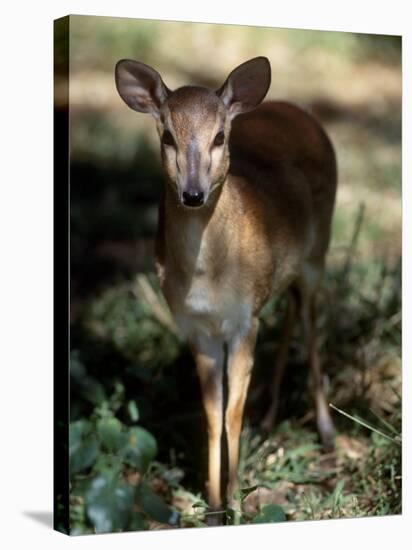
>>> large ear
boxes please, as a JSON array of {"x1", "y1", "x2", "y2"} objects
[
  {"x1": 216, "y1": 57, "x2": 271, "y2": 119},
  {"x1": 115, "y1": 59, "x2": 171, "y2": 117}
]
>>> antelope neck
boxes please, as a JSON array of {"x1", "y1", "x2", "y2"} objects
[{"x1": 163, "y1": 179, "x2": 226, "y2": 269}]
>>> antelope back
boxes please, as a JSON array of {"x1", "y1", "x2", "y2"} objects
[{"x1": 229, "y1": 100, "x2": 337, "y2": 266}]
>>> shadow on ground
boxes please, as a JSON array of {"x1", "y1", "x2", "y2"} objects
[{"x1": 23, "y1": 511, "x2": 53, "y2": 529}]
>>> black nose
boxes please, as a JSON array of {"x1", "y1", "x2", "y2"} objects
[{"x1": 182, "y1": 190, "x2": 204, "y2": 207}]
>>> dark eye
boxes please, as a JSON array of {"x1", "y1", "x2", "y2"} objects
[
  {"x1": 162, "y1": 129, "x2": 175, "y2": 147},
  {"x1": 213, "y1": 131, "x2": 225, "y2": 147}
]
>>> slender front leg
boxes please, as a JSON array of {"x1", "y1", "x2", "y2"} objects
[
  {"x1": 190, "y1": 336, "x2": 224, "y2": 511},
  {"x1": 225, "y1": 318, "x2": 259, "y2": 509}
]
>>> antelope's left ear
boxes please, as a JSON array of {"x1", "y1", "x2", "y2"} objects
[
  {"x1": 115, "y1": 59, "x2": 171, "y2": 118},
  {"x1": 216, "y1": 57, "x2": 271, "y2": 119}
]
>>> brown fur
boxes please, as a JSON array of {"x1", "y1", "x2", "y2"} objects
[
  {"x1": 157, "y1": 101, "x2": 337, "y2": 317},
  {"x1": 115, "y1": 58, "x2": 337, "y2": 518},
  {"x1": 155, "y1": 100, "x2": 337, "y2": 514}
]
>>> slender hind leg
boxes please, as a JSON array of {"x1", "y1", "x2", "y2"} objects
[
  {"x1": 302, "y1": 292, "x2": 335, "y2": 450},
  {"x1": 260, "y1": 292, "x2": 297, "y2": 432}
]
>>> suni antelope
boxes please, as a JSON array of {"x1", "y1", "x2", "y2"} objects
[{"x1": 115, "y1": 56, "x2": 337, "y2": 517}]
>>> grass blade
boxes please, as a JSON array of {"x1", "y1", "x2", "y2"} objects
[
  {"x1": 329, "y1": 403, "x2": 401, "y2": 445},
  {"x1": 369, "y1": 408, "x2": 400, "y2": 437}
]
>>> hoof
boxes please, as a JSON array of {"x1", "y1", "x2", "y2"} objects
[{"x1": 205, "y1": 511, "x2": 223, "y2": 527}]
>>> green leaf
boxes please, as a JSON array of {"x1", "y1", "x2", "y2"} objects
[
  {"x1": 253, "y1": 504, "x2": 287, "y2": 524},
  {"x1": 70, "y1": 438, "x2": 98, "y2": 475},
  {"x1": 70, "y1": 353, "x2": 106, "y2": 406},
  {"x1": 85, "y1": 472, "x2": 134, "y2": 533},
  {"x1": 69, "y1": 420, "x2": 92, "y2": 454},
  {"x1": 121, "y1": 427, "x2": 157, "y2": 473},
  {"x1": 127, "y1": 400, "x2": 139, "y2": 422},
  {"x1": 69, "y1": 421, "x2": 99, "y2": 476},
  {"x1": 96, "y1": 417, "x2": 125, "y2": 452},
  {"x1": 137, "y1": 483, "x2": 179, "y2": 525}
]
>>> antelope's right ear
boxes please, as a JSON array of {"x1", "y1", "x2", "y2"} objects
[
  {"x1": 217, "y1": 57, "x2": 271, "y2": 119},
  {"x1": 115, "y1": 59, "x2": 171, "y2": 117}
]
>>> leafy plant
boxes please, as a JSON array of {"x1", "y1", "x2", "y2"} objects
[{"x1": 69, "y1": 388, "x2": 179, "y2": 534}]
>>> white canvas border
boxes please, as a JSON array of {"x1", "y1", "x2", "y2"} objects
[{"x1": 0, "y1": 1, "x2": 408, "y2": 549}]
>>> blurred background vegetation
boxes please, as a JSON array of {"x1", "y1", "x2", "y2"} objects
[{"x1": 62, "y1": 15, "x2": 401, "y2": 534}]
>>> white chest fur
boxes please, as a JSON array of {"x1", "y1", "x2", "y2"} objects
[
  {"x1": 167, "y1": 218, "x2": 252, "y2": 343},
  {"x1": 174, "y1": 293, "x2": 252, "y2": 344}
]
